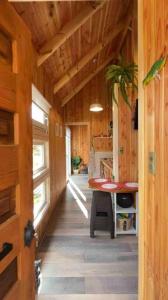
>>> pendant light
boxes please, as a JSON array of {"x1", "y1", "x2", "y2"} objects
[
  {"x1": 89, "y1": 103, "x2": 103, "y2": 112},
  {"x1": 89, "y1": 73, "x2": 103, "y2": 112}
]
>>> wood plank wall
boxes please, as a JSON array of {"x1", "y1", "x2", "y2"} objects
[
  {"x1": 64, "y1": 69, "x2": 113, "y2": 156},
  {"x1": 32, "y1": 52, "x2": 66, "y2": 241},
  {"x1": 70, "y1": 125, "x2": 89, "y2": 164},
  {"x1": 116, "y1": 4, "x2": 138, "y2": 182},
  {"x1": 138, "y1": 0, "x2": 168, "y2": 299},
  {"x1": 117, "y1": 90, "x2": 138, "y2": 182}
]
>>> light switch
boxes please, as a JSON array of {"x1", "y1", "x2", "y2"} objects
[{"x1": 149, "y1": 152, "x2": 156, "y2": 174}]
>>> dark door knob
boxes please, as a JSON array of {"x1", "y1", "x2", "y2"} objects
[{"x1": 24, "y1": 220, "x2": 35, "y2": 247}]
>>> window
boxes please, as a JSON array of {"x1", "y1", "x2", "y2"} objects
[
  {"x1": 32, "y1": 102, "x2": 48, "y2": 126},
  {"x1": 32, "y1": 85, "x2": 51, "y2": 225},
  {"x1": 33, "y1": 143, "x2": 46, "y2": 176},
  {"x1": 33, "y1": 182, "x2": 46, "y2": 219},
  {"x1": 32, "y1": 102, "x2": 45, "y2": 124}
]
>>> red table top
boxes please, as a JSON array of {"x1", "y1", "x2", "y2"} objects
[{"x1": 88, "y1": 178, "x2": 138, "y2": 193}]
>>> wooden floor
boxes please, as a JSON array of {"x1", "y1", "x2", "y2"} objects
[{"x1": 37, "y1": 175, "x2": 138, "y2": 300}]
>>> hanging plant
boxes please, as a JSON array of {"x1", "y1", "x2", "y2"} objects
[{"x1": 106, "y1": 56, "x2": 138, "y2": 108}]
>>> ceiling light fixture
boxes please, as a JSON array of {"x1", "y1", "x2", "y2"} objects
[{"x1": 89, "y1": 103, "x2": 103, "y2": 112}]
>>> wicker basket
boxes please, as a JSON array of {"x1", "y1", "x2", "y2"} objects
[{"x1": 117, "y1": 216, "x2": 132, "y2": 231}]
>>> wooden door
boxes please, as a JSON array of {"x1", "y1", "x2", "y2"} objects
[
  {"x1": 138, "y1": 0, "x2": 168, "y2": 299},
  {"x1": 0, "y1": 1, "x2": 35, "y2": 299}
]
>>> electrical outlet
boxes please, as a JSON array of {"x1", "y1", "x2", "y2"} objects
[{"x1": 149, "y1": 152, "x2": 156, "y2": 174}]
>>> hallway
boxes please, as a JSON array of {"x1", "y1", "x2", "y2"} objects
[{"x1": 37, "y1": 175, "x2": 138, "y2": 300}]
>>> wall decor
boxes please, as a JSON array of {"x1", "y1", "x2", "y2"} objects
[{"x1": 143, "y1": 56, "x2": 167, "y2": 86}]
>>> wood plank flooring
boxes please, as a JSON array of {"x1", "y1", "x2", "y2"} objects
[{"x1": 37, "y1": 175, "x2": 138, "y2": 300}]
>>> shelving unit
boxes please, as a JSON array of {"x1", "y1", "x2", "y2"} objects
[
  {"x1": 117, "y1": 227, "x2": 137, "y2": 235},
  {"x1": 116, "y1": 205, "x2": 136, "y2": 214},
  {"x1": 113, "y1": 192, "x2": 138, "y2": 237}
]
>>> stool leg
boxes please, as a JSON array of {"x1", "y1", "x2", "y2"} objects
[
  {"x1": 90, "y1": 229, "x2": 95, "y2": 238},
  {"x1": 90, "y1": 218, "x2": 95, "y2": 238},
  {"x1": 111, "y1": 229, "x2": 114, "y2": 239},
  {"x1": 111, "y1": 222, "x2": 115, "y2": 239}
]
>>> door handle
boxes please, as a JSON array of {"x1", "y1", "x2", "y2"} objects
[
  {"x1": 0, "y1": 243, "x2": 13, "y2": 261},
  {"x1": 24, "y1": 220, "x2": 35, "y2": 247}
]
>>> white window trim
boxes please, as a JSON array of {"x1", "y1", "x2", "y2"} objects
[
  {"x1": 32, "y1": 84, "x2": 51, "y2": 228},
  {"x1": 33, "y1": 140, "x2": 49, "y2": 179},
  {"x1": 33, "y1": 178, "x2": 50, "y2": 229},
  {"x1": 32, "y1": 84, "x2": 51, "y2": 114}
]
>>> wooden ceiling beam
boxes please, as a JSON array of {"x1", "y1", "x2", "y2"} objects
[
  {"x1": 61, "y1": 54, "x2": 116, "y2": 107},
  {"x1": 37, "y1": 1, "x2": 105, "y2": 67},
  {"x1": 61, "y1": 5, "x2": 133, "y2": 108},
  {"x1": 9, "y1": 0, "x2": 99, "y2": 1},
  {"x1": 53, "y1": 20, "x2": 126, "y2": 94},
  {"x1": 116, "y1": 3, "x2": 133, "y2": 53}
]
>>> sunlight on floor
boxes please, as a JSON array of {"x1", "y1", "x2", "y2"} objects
[
  {"x1": 67, "y1": 181, "x2": 88, "y2": 219},
  {"x1": 69, "y1": 177, "x2": 87, "y2": 202}
]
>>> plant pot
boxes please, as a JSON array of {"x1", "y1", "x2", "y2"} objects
[{"x1": 73, "y1": 169, "x2": 79, "y2": 175}]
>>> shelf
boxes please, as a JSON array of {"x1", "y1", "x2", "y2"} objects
[
  {"x1": 114, "y1": 191, "x2": 138, "y2": 237},
  {"x1": 116, "y1": 226, "x2": 137, "y2": 235},
  {"x1": 116, "y1": 205, "x2": 136, "y2": 213}
]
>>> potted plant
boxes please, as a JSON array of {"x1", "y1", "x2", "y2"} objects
[
  {"x1": 71, "y1": 156, "x2": 81, "y2": 175},
  {"x1": 106, "y1": 56, "x2": 138, "y2": 108}
]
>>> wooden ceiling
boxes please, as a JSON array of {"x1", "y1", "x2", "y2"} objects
[{"x1": 12, "y1": 0, "x2": 133, "y2": 106}]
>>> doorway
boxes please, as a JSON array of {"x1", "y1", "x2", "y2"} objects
[
  {"x1": 65, "y1": 122, "x2": 90, "y2": 176},
  {"x1": 65, "y1": 127, "x2": 71, "y2": 181}
]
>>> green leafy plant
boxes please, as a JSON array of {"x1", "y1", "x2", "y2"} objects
[
  {"x1": 71, "y1": 156, "x2": 81, "y2": 170},
  {"x1": 106, "y1": 56, "x2": 138, "y2": 108}
]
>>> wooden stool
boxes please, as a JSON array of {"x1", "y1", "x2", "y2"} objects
[{"x1": 90, "y1": 191, "x2": 114, "y2": 238}]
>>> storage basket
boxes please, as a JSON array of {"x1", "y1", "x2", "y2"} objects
[{"x1": 117, "y1": 215, "x2": 132, "y2": 231}]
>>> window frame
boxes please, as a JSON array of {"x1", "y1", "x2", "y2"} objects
[
  {"x1": 32, "y1": 84, "x2": 51, "y2": 227},
  {"x1": 33, "y1": 181, "x2": 47, "y2": 219},
  {"x1": 33, "y1": 140, "x2": 48, "y2": 178},
  {"x1": 32, "y1": 102, "x2": 48, "y2": 125}
]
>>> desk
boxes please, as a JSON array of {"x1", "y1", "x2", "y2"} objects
[{"x1": 88, "y1": 178, "x2": 138, "y2": 237}]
